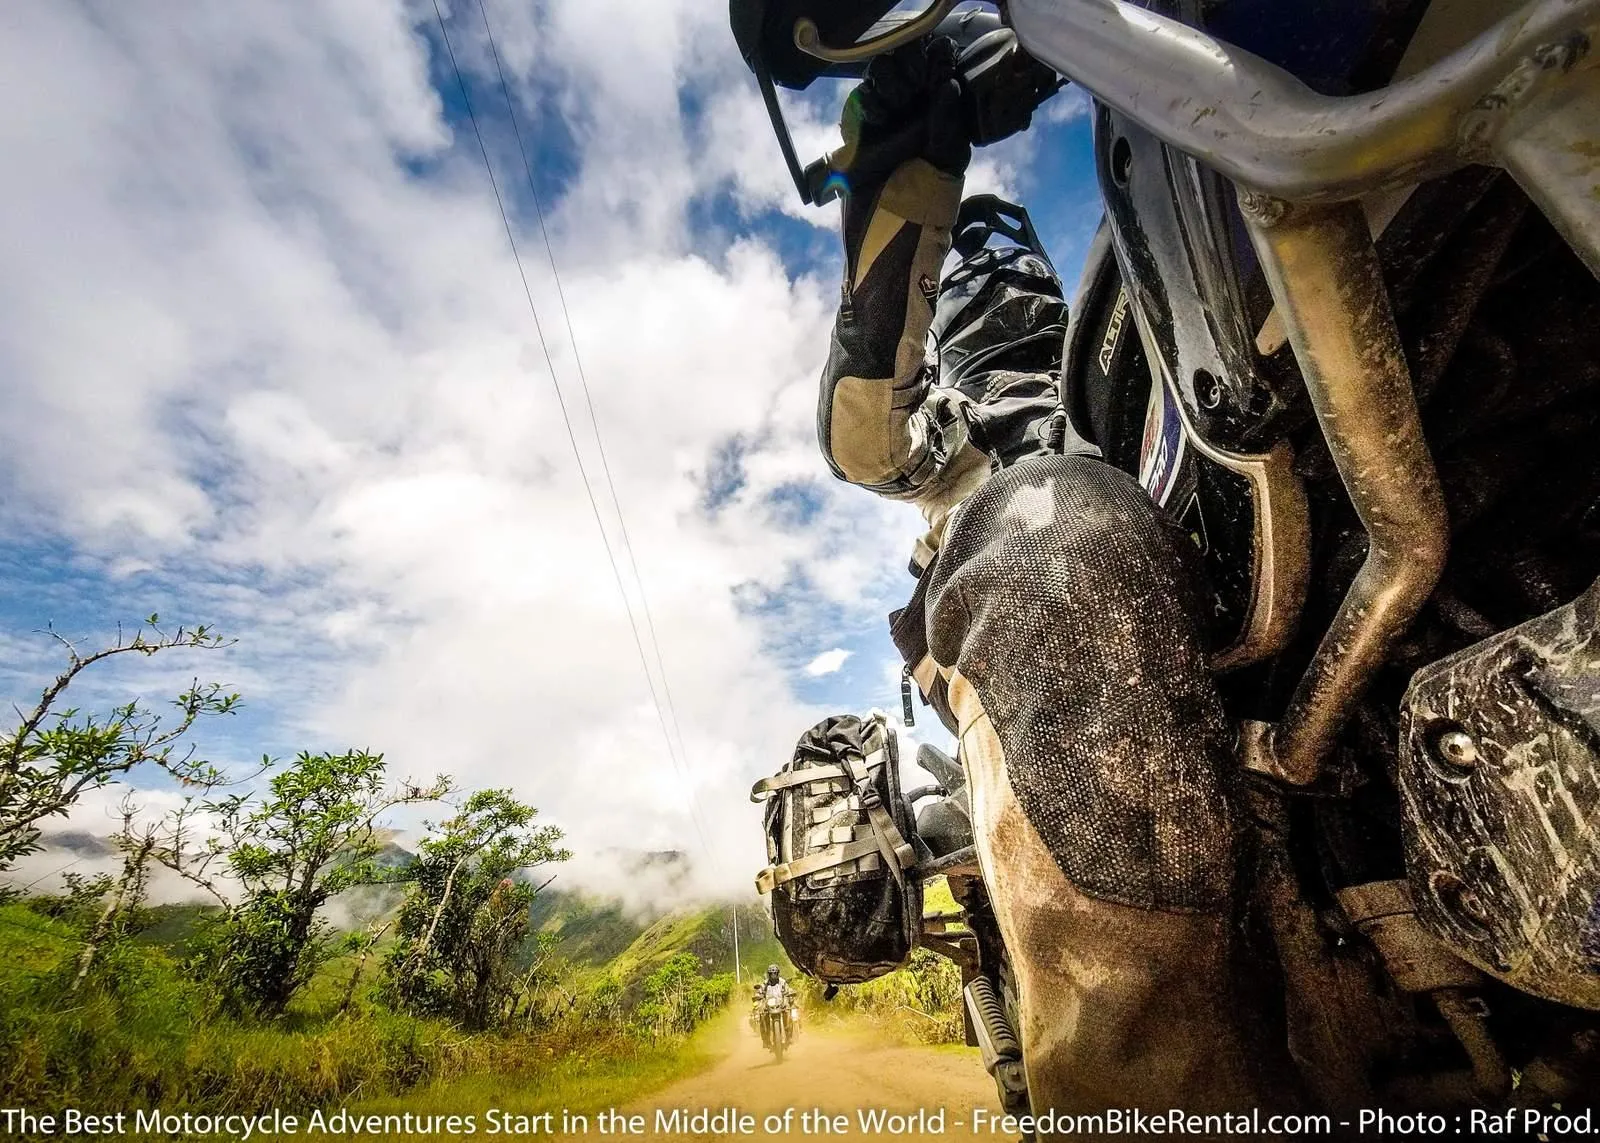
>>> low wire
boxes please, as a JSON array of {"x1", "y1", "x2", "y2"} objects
[{"x1": 430, "y1": 0, "x2": 717, "y2": 862}]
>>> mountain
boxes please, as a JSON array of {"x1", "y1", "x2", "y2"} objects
[
  {"x1": 10, "y1": 830, "x2": 788, "y2": 992},
  {"x1": 596, "y1": 900, "x2": 785, "y2": 993},
  {"x1": 528, "y1": 889, "x2": 651, "y2": 967},
  {"x1": 32, "y1": 831, "x2": 117, "y2": 859}
]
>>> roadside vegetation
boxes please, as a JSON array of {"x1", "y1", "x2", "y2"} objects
[
  {"x1": 0, "y1": 896, "x2": 734, "y2": 1115},
  {"x1": 801, "y1": 947, "x2": 966, "y2": 1044},
  {"x1": 0, "y1": 619, "x2": 742, "y2": 1115},
  {"x1": 0, "y1": 616, "x2": 969, "y2": 1123}
]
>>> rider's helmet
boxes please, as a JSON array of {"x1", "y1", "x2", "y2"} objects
[{"x1": 766, "y1": 964, "x2": 781, "y2": 983}]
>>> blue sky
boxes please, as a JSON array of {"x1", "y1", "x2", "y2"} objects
[{"x1": 0, "y1": 0, "x2": 1100, "y2": 898}]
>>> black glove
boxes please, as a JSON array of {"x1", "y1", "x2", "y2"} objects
[{"x1": 835, "y1": 36, "x2": 972, "y2": 191}]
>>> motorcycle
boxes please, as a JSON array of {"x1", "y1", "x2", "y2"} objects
[
  {"x1": 755, "y1": 984, "x2": 798, "y2": 1062},
  {"x1": 733, "y1": 0, "x2": 1600, "y2": 1117}
]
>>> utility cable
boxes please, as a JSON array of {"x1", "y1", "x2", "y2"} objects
[
  {"x1": 471, "y1": 0, "x2": 699, "y2": 784},
  {"x1": 430, "y1": 0, "x2": 717, "y2": 861}
]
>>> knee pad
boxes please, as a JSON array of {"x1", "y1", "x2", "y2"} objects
[{"x1": 925, "y1": 455, "x2": 1237, "y2": 911}]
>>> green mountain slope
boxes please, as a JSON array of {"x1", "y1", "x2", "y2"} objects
[
  {"x1": 528, "y1": 890, "x2": 649, "y2": 967},
  {"x1": 580, "y1": 900, "x2": 787, "y2": 994}
]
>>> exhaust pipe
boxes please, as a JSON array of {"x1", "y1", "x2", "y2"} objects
[{"x1": 1238, "y1": 198, "x2": 1450, "y2": 786}]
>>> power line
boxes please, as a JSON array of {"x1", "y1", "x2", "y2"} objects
[
  {"x1": 429, "y1": 0, "x2": 717, "y2": 862},
  {"x1": 471, "y1": 0, "x2": 698, "y2": 780},
  {"x1": 465, "y1": 0, "x2": 714, "y2": 856}
]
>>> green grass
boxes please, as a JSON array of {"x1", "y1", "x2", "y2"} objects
[
  {"x1": 2, "y1": 889, "x2": 931, "y2": 1138},
  {"x1": 129, "y1": 902, "x2": 217, "y2": 949},
  {"x1": 351, "y1": 1014, "x2": 734, "y2": 1140},
  {"x1": 0, "y1": 902, "x2": 78, "y2": 976},
  {"x1": 0, "y1": 901, "x2": 734, "y2": 1129},
  {"x1": 923, "y1": 876, "x2": 961, "y2": 915}
]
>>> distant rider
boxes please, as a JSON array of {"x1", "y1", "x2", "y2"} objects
[
  {"x1": 752, "y1": 964, "x2": 795, "y2": 1008},
  {"x1": 752, "y1": 964, "x2": 798, "y2": 1043}
]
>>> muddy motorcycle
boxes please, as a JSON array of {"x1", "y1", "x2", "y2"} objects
[{"x1": 735, "y1": 0, "x2": 1600, "y2": 1117}]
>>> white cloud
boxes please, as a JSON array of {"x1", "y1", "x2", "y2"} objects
[
  {"x1": 802, "y1": 648, "x2": 853, "y2": 677},
  {"x1": 1043, "y1": 86, "x2": 1092, "y2": 124},
  {"x1": 0, "y1": 0, "x2": 936, "y2": 900}
]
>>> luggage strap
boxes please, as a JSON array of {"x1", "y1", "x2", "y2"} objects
[
  {"x1": 751, "y1": 713, "x2": 917, "y2": 894},
  {"x1": 749, "y1": 763, "x2": 849, "y2": 802},
  {"x1": 844, "y1": 743, "x2": 917, "y2": 888},
  {"x1": 756, "y1": 837, "x2": 882, "y2": 894}
]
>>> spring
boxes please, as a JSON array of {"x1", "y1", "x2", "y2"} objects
[{"x1": 965, "y1": 974, "x2": 1020, "y2": 1060}]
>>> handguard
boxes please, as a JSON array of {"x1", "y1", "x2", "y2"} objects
[
  {"x1": 729, "y1": 0, "x2": 1060, "y2": 205},
  {"x1": 1398, "y1": 577, "x2": 1600, "y2": 1011}
]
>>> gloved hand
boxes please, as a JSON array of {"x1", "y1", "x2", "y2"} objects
[{"x1": 834, "y1": 36, "x2": 972, "y2": 192}]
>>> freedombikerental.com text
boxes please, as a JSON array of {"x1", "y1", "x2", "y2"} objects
[{"x1": 2, "y1": 1105, "x2": 1596, "y2": 1137}]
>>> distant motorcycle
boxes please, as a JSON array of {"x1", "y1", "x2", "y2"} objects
[{"x1": 754, "y1": 983, "x2": 797, "y2": 1063}]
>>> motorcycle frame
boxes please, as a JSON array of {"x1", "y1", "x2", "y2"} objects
[
  {"x1": 787, "y1": 0, "x2": 1600, "y2": 783},
  {"x1": 998, "y1": 0, "x2": 1600, "y2": 784},
  {"x1": 768, "y1": 0, "x2": 1600, "y2": 1067}
]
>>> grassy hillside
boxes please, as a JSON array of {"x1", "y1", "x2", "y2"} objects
[
  {"x1": 0, "y1": 864, "x2": 963, "y2": 1122},
  {"x1": 128, "y1": 902, "x2": 216, "y2": 949},
  {"x1": 0, "y1": 893, "x2": 735, "y2": 1117},
  {"x1": 0, "y1": 855, "x2": 776, "y2": 1115},
  {"x1": 528, "y1": 890, "x2": 649, "y2": 966},
  {"x1": 590, "y1": 900, "x2": 787, "y2": 995}
]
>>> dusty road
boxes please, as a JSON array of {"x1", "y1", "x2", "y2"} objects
[{"x1": 603, "y1": 1017, "x2": 1004, "y2": 1141}]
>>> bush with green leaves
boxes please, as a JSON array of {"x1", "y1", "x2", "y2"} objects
[
  {"x1": 634, "y1": 952, "x2": 735, "y2": 1039},
  {"x1": 383, "y1": 789, "x2": 568, "y2": 1029},
  {"x1": 0, "y1": 617, "x2": 235, "y2": 874},
  {"x1": 159, "y1": 749, "x2": 448, "y2": 1017},
  {"x1": 582, "y1": 975, "x2": 625, "y2": 1023},
  {"x1": 0, "y1": 899, "x2": 708, "y2": 1115}
]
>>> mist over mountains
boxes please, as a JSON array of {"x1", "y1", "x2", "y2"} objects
[{"x1": 5, "y1": 829, "x2": 761, "y2": 955}]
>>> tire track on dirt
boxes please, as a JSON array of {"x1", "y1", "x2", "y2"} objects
[{"x1": 598, "y1": 1016, "x2": 1003, "y2": 1142}]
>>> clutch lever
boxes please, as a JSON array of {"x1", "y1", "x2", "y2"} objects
[{"x1": 794, "y1": 0, "x2": 961, "y2": 65}]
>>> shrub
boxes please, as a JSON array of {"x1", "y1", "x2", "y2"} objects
[
  {"x1": 799, "y1": 948, "x2": 965, "y2": 1043},
  {"x1": 634, "y1": 953, "x2": 734, "y2": 1039}
]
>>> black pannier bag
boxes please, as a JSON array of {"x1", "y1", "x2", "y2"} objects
[{"x1": 752, "y1": 713, "x2": 922, "y2": 985}]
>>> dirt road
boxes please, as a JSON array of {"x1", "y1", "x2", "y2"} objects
[{"x1": 606, "y1": 1017, "x2": 1004, "y2": 1141}]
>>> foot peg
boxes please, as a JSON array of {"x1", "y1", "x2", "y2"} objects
[{"x1": 963, "y1": 975, "x2": 1030, "y2": 1118}]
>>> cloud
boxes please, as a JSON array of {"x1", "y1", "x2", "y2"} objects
[
  {"x1": 0, "y1": 0, "x2": 935, "y2": 901},
  {"x1": 1043, "y1": 86, "x2": 1092, "y2": 124},
  {"x1": 802, "y1": 648, "x2": 852, "y2": 677},
  {"x1": 0, "y1": 0, "x2": 1102, "y2": 905},
  {"x1": 0, "y1": 785, "x2": 216, "y2": 905}
]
